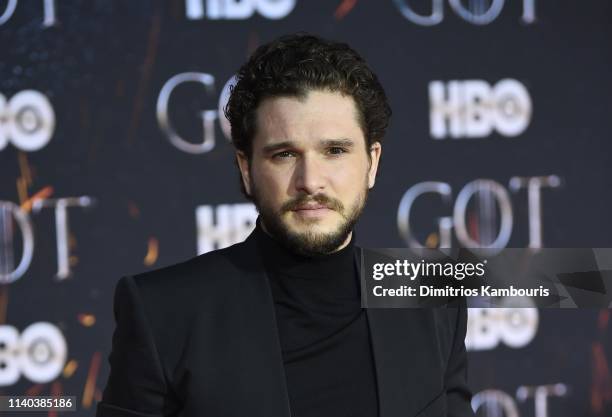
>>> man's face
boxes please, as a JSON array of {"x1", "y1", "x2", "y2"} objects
[{"x1": 236, "y1": 89, "x2": 382, "y2": 256}]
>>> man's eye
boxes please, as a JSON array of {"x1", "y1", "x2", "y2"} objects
[
  {"x1": 328, "y1": 147, "x2": 347, "y2": 155},
  {"x1": 273, "y1": 150, "x2": 295, "y2": 159}
]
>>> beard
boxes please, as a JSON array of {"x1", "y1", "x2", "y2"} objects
[{"x1": 250, "y1": 177, "x2": 369, "y2": 257}]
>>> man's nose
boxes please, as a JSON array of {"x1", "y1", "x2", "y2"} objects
[{"x1": 293, "y1": 154, "x2": 326, "y2": 194}]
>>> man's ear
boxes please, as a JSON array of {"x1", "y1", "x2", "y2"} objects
[
  {"x1": 367, "y1": 141, "x2": 382, "y2": 189},
  {"x1": 235, "y1": 151, "x2": 252, "y2": 196}
]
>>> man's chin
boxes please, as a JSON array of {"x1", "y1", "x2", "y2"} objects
[
  {"x1": 282, "y1": 226, "x2": 350, "y2": 256},
  {"x1": 283, "y1": 210, "x2": 340, "y2": 230},
  {"x1": 258, "y1": 211, "x2": 354, "y2": 256}
]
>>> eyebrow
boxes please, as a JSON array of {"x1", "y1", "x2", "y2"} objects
[
  {"x1": 321, "y1": 138, "x2": 355, "y2": 148},
  {"x1": 261, "y1": 138, "x2": 356, "y2": 154}
]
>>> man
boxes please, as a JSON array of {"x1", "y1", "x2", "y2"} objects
[{"x1": 97, "y1": 33, "x2": 474, "y2": 417}]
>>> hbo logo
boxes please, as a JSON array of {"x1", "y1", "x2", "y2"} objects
[
  {"x1": 0, "y1": 90, "x2": 55, "y2": 152},
  {"x1": 466, "y1": 307, "x2": 539, "y2": 351},
  {"x1": 0, "y1": 322, "x2": 67, "y2": 386},
  {"x1": 185, "y1": 0, "x2": 295, "y2": 20},
  {"x1": 429, "y1": 79, "x2": 532, "y2": 139}
]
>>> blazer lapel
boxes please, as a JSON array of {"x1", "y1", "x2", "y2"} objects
[
  {"x1": 366, "y1": 307, "x2": 443, "y2": 417},
  {"x1": 233, "y1": 232, "x2": 293, "y2": 417}
]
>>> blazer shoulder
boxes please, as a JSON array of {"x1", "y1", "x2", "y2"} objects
[
  {"x1": 106, "y1": 238, "x2": 264, "y2": 387},
  {"x1": 118, "y1": 237, "x2": 261, "y2": 324},
  {"x1": 132, "y1": 237, "x2": 257, "y2": 295}
]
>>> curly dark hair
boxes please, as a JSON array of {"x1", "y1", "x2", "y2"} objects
[{"x1": 224, "y1": 32, "x2": 392, "y2": 161}]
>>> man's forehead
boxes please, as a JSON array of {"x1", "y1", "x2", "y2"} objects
[{"x1": 253, "y1": 91, "x2": 364, "y2": 146}]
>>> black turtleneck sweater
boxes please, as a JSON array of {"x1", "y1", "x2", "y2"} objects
[{"x1": 253, "y1": 219, "x2": 379, "y2": 417}]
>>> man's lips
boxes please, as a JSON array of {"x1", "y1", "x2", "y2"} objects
[{"x1": 292, "y1": 203, "x2": 329, "y2": 211}]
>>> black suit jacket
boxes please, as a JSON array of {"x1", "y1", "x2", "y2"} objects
[{"x1": 97, "y1": 229, "x2": 475, "y2": 417}]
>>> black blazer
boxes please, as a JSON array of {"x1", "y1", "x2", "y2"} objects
[{"x1": 97, "y1": 229, "x2": 475, "y2": 417}]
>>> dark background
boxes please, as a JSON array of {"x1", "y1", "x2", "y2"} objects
[{"x1": 1, "y1": 1, "x2": 611, "y2": 416}]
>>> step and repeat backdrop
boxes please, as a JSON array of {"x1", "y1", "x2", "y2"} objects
[{"x1": 1, "y1": 1, "x2": 611, "y2": 416}]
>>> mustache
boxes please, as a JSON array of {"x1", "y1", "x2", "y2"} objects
[{"x1": 281, "y1": 193, "x2": 344, "y2": 213}]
